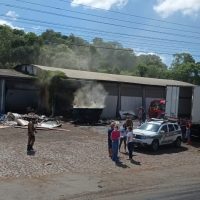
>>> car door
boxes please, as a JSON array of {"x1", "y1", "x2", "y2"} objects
[
  {"x1": 159, "y1": 124, "x2": 169, "y2": 145},
  {"x1": 167, "y1": 123, "x2": 176, "y2": 144}
]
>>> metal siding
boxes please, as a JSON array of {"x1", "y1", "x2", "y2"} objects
[
  {"x1": 6, "y1": 89, "x2": 39, "y2": 112},
  {"x1": 178, "y1": 87, "x2": 192, "y2": 117},
  {"x1": 145, "y1": 86, "x2": 165, "y2": 98},
  {"x1": 0, "y1": 79, "x2": 5, "y2": 113},
  {"x1": 0, "y1": 80, "x2": 2, "y2": 111},
  {"x1": 165, "y1": 86, "x2": 180, "y2": 118},
  {"x1": 101, "y1": 95, "x2": 118, "y2": 118},
  {"x1": 121, "y1": 96, "x2": 142, "y2": 113},
  {"x1": 101, "y1": 82, "x2": 118, "y2": 96},
  {"x1": 191, "y1": 86, "x2": 200, "y2": 124},
  {"x1": 121, "y1": 84, "x2": 142, "y2": 97},
  {"x1": 100, "y1": 82, "x2": 118, "y2": 118}
]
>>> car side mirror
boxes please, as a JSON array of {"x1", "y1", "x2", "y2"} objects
[{"x1": 160, "y1": 130, "x2": 165, "y2": 134}]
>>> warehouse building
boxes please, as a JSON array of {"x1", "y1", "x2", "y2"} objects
[
  {"x1": 12, "y1": 64, "x2": 194, "y2": 118},
  {"x1": 0, "y1": 68, "x2": 39, "y2": 114}
]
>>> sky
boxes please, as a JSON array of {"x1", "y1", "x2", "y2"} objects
[{"x1": 0, "y1": 0, "x2": 200, "y2": 66}]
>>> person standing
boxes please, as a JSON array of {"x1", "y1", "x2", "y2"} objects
[
  {"x1": 125, "y1": 116, "x2": 133, "y2": 129},
  {"x1": 119, "y1": 123, "x2": 127, "y2": 153},
  {"x1": 138, "y1": 107, "x2": 146, "y2": 125},
  {"x1": 108, "y1": 122, "x2": 115, "y2": 158},
  {"x1": 111, "y1": 125, "x2": 120, "y2": 163},
  {"x1": 27, "y1": 118, "x2": 37, "y2": 154},
  {"x1": 127, "y1": 126, "x2": 134, "y2": 160},
  {"x1": 186, "y1": 120, "x2": 192, "y2": 145}
]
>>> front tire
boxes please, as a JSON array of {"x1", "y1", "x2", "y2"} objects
[
  {"x1": 174, "y1": 137, "x2": 182, "y2": 147},
  {"x1": 151, "y1": 140, "x2": 159, "y2": 152}
]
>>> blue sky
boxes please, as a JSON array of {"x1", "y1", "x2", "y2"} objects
[{"x1": 1, "y1": 0, "x2": 200, "y2": 66}]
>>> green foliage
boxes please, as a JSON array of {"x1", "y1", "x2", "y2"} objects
[
  {"x1": 1, "y1": 25, "x2": 200, "y2": 84},
  {"x1": 169, "y1": 54, "x2": 200, "y2": 85},
  {"x1": 37, "y1": 70, "x2": 66, "y2": 115}
]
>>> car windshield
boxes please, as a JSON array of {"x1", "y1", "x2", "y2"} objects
[
  {"x1": 138, "y1": 123, "x2": 160, "y2": 132},
  {"x1": 159, "y1": 104, "x2": 165, "y2": 111}
]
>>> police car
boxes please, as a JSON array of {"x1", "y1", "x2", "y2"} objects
[{"x1": 133, "y1": 119, "x2": 182, "y2": 151}]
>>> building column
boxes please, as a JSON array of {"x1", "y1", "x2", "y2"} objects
[
  {"x1": 142, "y1": 86, "x2": 146, "y2": 112},
  {"x1": 116, "y1": 83, "x2": 121, "y2": 118},
  {"x1": 0, "y1": 79, "x2": 5, "y2": 113}
]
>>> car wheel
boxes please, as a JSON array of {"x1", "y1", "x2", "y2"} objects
[
  {"x1": 174, "y1": 137, "x2": 181, "y2": 147},
  {"x1": 151, "y1": 140, "x2": 159, "y2": 152}
]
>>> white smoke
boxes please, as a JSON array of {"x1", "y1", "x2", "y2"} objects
[{"x1": 73, "y1": 83, "x2": 107, "y2": 108}]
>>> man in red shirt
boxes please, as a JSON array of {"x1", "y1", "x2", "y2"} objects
[{"x1": 111, "y1": 125, "x2": 120, "y2": 163}]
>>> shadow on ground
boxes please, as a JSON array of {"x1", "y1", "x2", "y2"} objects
[
  {"x1": 115, "y1": 161, "x2": 130, "y2": 168},
  {"x1": 134, "y1": 145, "x2": 188, "y2": 155},
  {"x1": 191, "y1": 137, "x2": 200, "y2": 148}
]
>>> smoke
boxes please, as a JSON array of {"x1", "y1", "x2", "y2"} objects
[{"x1": 73, "y1": 82, "x2": 108, "y2": 108}]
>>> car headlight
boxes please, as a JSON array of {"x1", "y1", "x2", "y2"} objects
[{"x1": 141, "y1": 135, "x2": 152, "y2": 139}]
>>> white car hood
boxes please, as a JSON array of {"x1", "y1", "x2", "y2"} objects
[{"x1": 133, "y1": 129, "x2": 157, "y2": 137}]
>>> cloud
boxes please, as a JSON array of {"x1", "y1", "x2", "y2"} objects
[
  {"x1": 71, "y1": 0, "x2": 128, "y2": 10},
  {"x1": 0, "y1": 19, "x2": 23, "y2": 30},
  {"x1": 5, "y1": 11, "x2": 19, "y2": 20},
  {"x1": 135, "y1": 50, "x2": 156, "y2": 56},
  {"x1": 154, "y1": 0, "x2": 200, "y2": 18}
]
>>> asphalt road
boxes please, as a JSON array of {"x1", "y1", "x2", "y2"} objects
[{"x1": 101, "y1": 182, "x2": 200, "y2": 200}]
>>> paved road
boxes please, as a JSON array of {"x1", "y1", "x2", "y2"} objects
[{"x1": 101, "y1": 182, "x2": 200, "y2": 200}]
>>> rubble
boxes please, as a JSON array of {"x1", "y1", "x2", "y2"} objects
[
  {"x1": 0, "y1": 112, "x2": 63, "y2": 130},
  {"x1": 16, "y1": 119, "x2": 29, "y2": 126},
  {"x1": 119, "y1": 110, "x2": 137, "y2": 120},
  {"x1": 38, "y1": 120, "x2": 62, "y2": 129}
]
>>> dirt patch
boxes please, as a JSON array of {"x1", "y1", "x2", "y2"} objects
[{"x1": 0, "y1": 123, "x2": 200, "y2": 199}]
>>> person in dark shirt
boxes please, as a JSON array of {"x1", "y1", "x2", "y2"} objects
[
  {"x1": 125, "y1": 116, "x2": 133, "y2": 129},
  {"x1": 27, "y1": 118, "x2": 37, "y2": 153},
  {"x1": 108, "y1": 122, "x2": 115, "y2": 158}
]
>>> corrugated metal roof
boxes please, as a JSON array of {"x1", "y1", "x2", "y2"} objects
[
  {"x1": 32, "y1": 65, "x2": 194, "y2": 87},
  {"x1": 0, "y1": 69, "x2": 33, "y2": 79}
]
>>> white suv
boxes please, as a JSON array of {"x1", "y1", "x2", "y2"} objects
[{"x1": 133, "y1": 120, "x2": 182, "y2": 151}]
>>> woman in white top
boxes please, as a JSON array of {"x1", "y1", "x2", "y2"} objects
[
  {"x1": 126, "y1": 126, "x2": 134, "y2": 160},
  {"x1": 119, "y1": 123, "x2": 127, "y2": 152}
]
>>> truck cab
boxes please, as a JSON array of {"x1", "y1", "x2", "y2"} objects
[{"x1": 148, "y1": 99, "x2": 165, "y2": 119}]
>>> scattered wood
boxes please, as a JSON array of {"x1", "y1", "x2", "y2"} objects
[{"x1": 14, "y1": 126, "x2": 70, "y2": 132}]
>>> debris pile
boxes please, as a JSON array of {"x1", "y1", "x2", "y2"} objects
[{"x1": 0, "y1": 112, "x2": 62, "y2": 130}]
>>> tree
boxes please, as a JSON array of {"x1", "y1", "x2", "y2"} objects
[
  {"x1": 37, "y1": 70, "x2": 66, "y2": 115},
  {"x1": 169, "y1": 53, "x2": 200, "y2": 85},
  {"x1": 171, "y1": 53, "x2": 195, "y2": 67},
  {"x1": 136, "y1": 64, "x2": 148, "y2": 77},
  {"x1": 135, "y1": 54, "x2": 167, "y2": 78}
]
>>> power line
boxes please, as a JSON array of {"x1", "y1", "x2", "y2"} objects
[
  {"x1": 2, "y1": 3, "x2": 200, "y2": 40},
  {"x1": 61, "y1": 0, "x2": 200, "y2": 30},
  {"x1": 12, "y1": 0, "x2": 200, "y2": 36},
  {"x1": 2, "y1": 14, "x2": 200, "y2": 46},
  {"x1": 21, "y1": 24, "x2": 199, "y2": 54},
  {"x1": 1, "y1": 20, "x2": 200, "y2": 58}
]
